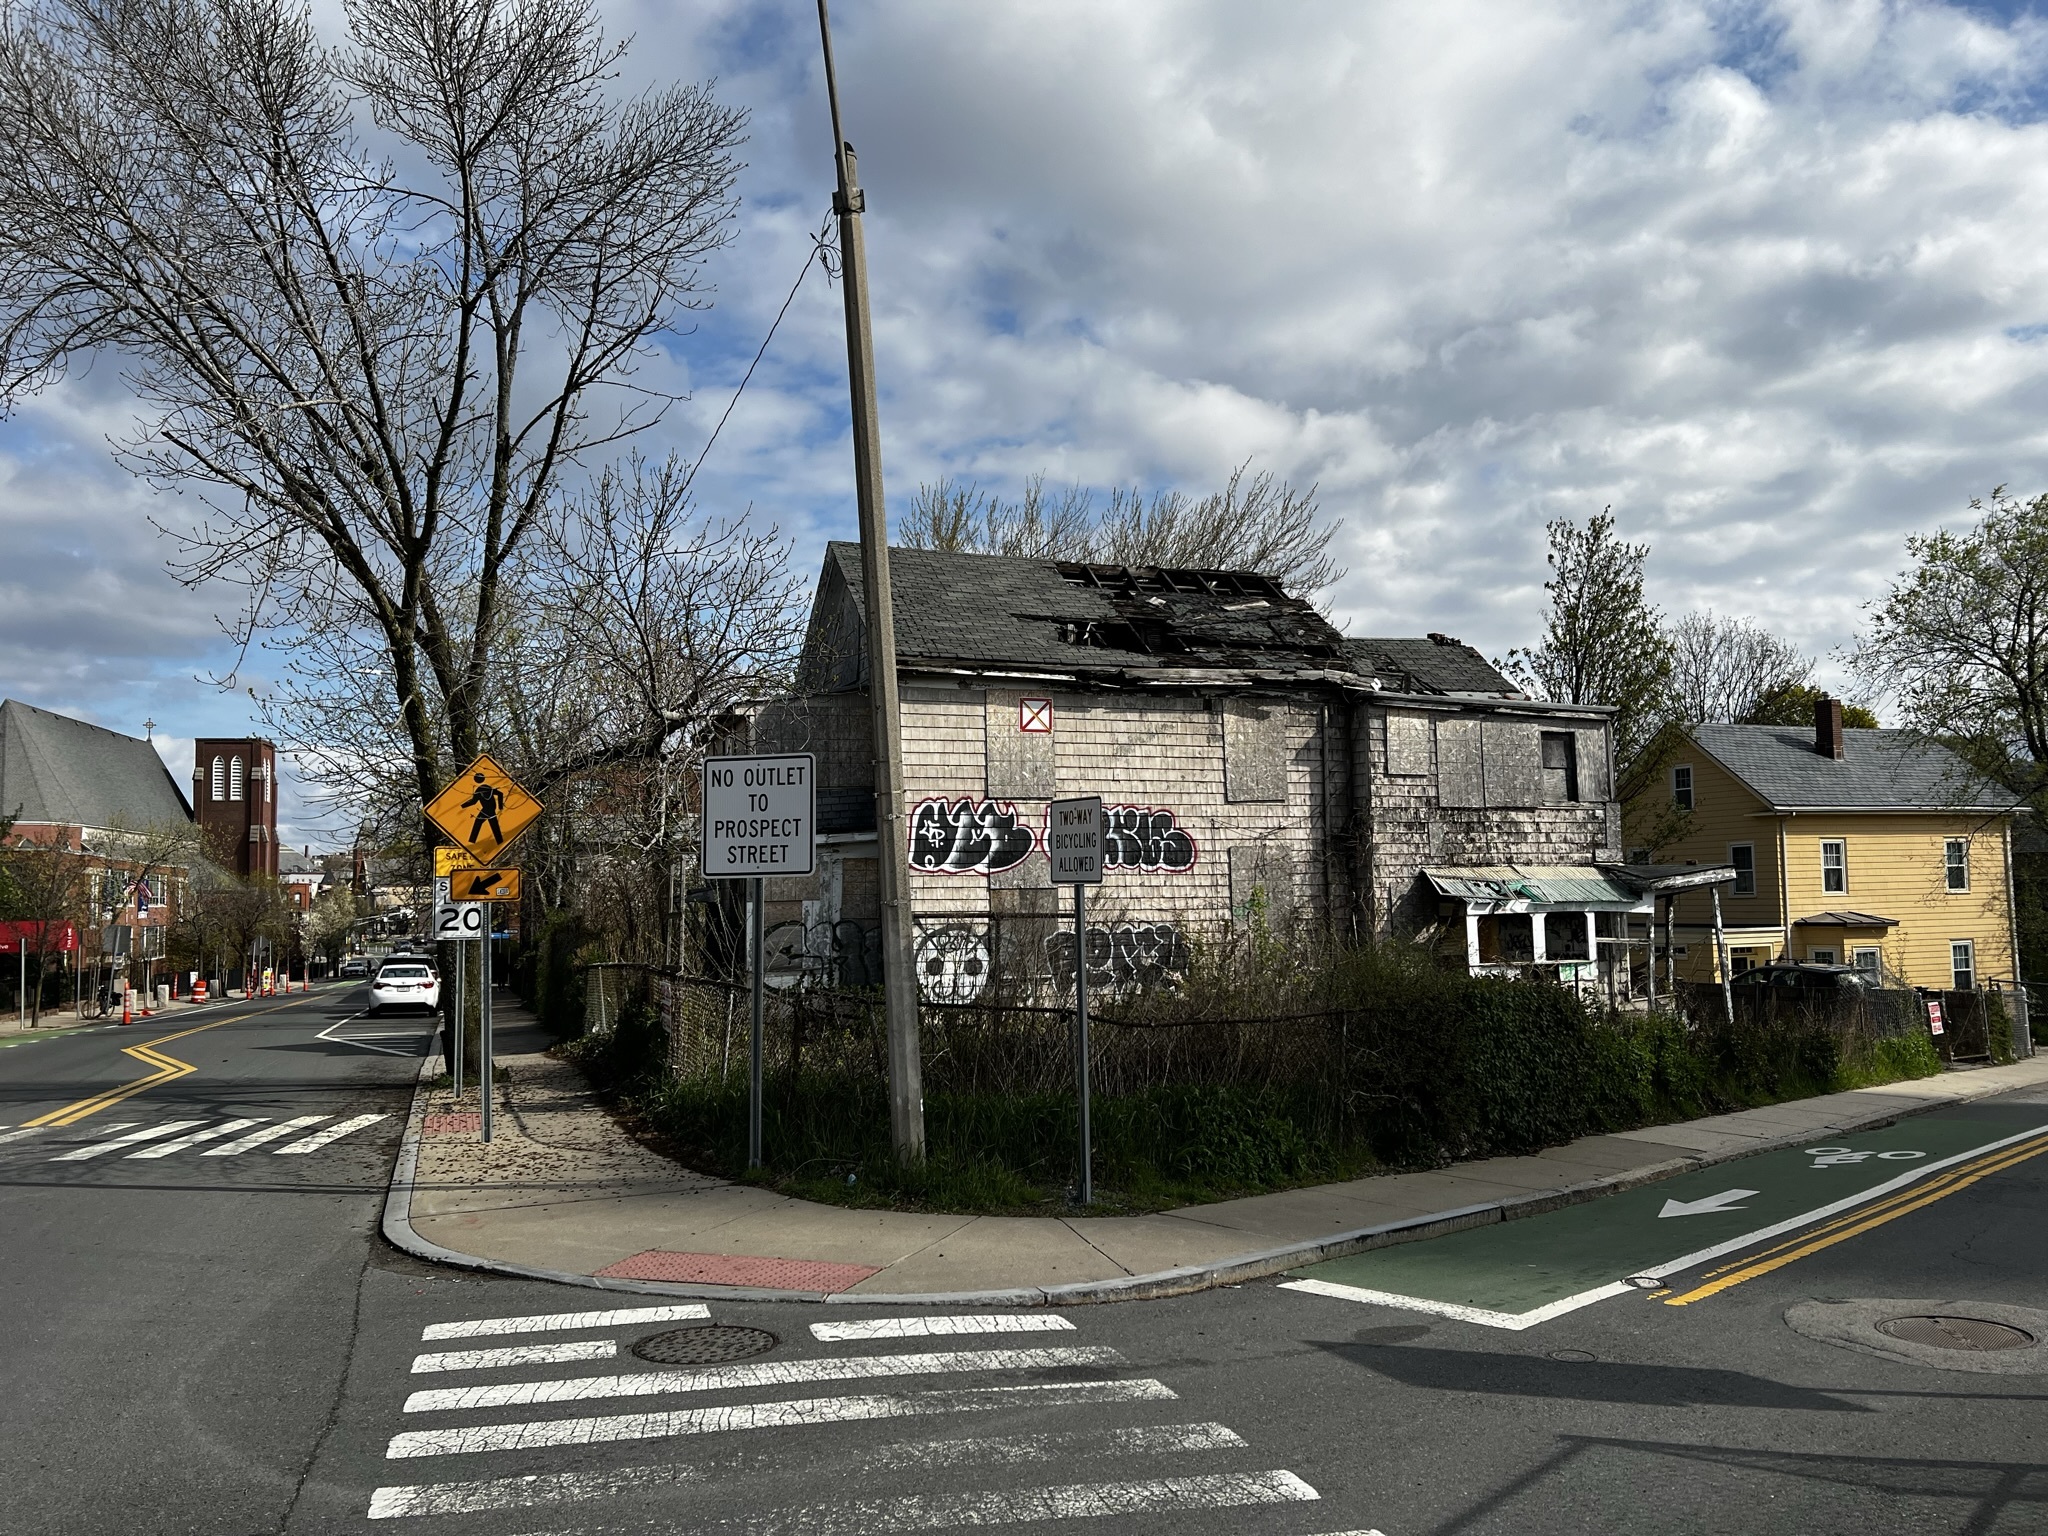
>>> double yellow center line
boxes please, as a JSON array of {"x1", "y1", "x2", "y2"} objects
[
  {"x1": 1660, "y1": 1127, "x2": 2048, "y2": 1307},
  {"x1": 23, "y1": 997, "x2": 307, "y2": 1128}
]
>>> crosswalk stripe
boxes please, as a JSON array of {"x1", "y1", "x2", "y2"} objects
[
  {"x1": 551, "y1": 1470, "x2": 1322, "y2": 1534},
  {"x1": 385, "y1": 1379, "x2": 1178, "y2": 1459},
  {"x1": 127, "y1": 1119, "x2": 265, "y2": 1158},
  {"x1": 403, "y1": 1345, "x2": 1125, "y2": 1415},
  {"x1": 368, "y1": 1464, "x2": 699, "y2": 1520},
  {"x1": 273, "y1": 1113, "x2": 388, "y2": 1154},
  {"x1": 811, "y1": 1315, "x2": 1076, "y2": 1342},
  {"x1": 202, "y1": 1116, "x2": 327, "y2": 1155},
  {"x1": 411, "y1": 1341, "x2": 617, "y2": 1374},
  {"x1": 861, "y1": 1421, "x2": 1247, "y2": 1470},
  {"x1": 421, "y1": 1305, "x2": 709, "y2": 1341},
  {"x1": 0, "y1": 1126, "x2": 50, "y2": 1145},
  {"x1": 51, "y1": 1121, "x2": 204, "y2": 1160}
]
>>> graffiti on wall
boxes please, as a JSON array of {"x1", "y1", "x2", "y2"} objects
[
  {"x1": 1101, "y1": 805, "x2": 1198, "y2": 872},
  {"x1": 1045, "y1": 921, "x2": 1192, "y2": 992},
  {"x1": 914, "y1": 923, "x2": 992, "y2": 1003},
  {"x1": 909, "y1": 798, "x2": 1036, "y2": 875},
  {"x1": 760, "y1": 919, "x2": 882, "y2": 990}
]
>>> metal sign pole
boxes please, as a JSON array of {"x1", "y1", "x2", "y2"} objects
[
  {"x1": 481, "y1": 921, "x2": 493, "y2": 1143},
  {"x1": 452, "y1": 948, "x2": 464, "y2": 1099},
  {"x1": 749, "y1": 876, "x2": 765, "y2": 1171},
  {"x1": 1076, "y1": 878, "x2": 1092, "y2": 1206}
]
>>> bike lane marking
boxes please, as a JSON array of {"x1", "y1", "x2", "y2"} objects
[{"x1": 1282, "y1": 1109, "x2": 2048, "y2": 1330}]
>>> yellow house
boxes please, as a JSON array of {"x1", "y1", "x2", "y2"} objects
[{"x1": 1625, "y1": 700, "x2": 2025, "y2": 991}]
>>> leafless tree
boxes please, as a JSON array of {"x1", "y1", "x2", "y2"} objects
[
  {"x1": 0, "y1": 826, "x2": 89, "y2": 1024},
  {"x1": 903, "y1": 461, "x2": 1341, "y2": 596},
  {"x1": 1665, "y1": 610, "x2": 1813, "y2": 725},
  {"x1": 0, "y1": 0, "x2": 748, "y2": 824}
]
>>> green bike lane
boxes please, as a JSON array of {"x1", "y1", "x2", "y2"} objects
[{"x1": 1284, "y1": 1103, "x2": 2048, "y2": 1329}]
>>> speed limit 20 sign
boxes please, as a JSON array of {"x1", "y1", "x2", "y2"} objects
[{"x1": 433, "y1": 877, "x2": 486, "y2": 941}]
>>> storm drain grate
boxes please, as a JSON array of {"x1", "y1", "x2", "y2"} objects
[
  {"x1": 631, "y1": 1325, "x2": 779, "y2": 1365},
  {"x1": 1876, "y1": 1315, "x2": 2036, "y2": 1352}
]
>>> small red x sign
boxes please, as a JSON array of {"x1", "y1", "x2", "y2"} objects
[{"x1": 1019, "y1": 697, "x2": 1053, "y2": 733}]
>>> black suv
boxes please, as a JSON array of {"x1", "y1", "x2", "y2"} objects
[{"x1": 1730, "y1": 961, "x2": 1880, "y2": 991}]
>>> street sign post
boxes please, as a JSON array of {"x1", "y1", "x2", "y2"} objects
[
  {"x1": 426, "y1": 755, "x2": 544, "y2": 1147},
  {"x1": 1048, "y1": 795, "x2": 1103, "y2": 1205},
  {"x1": 701, "y1": 754, "x2": 817, "y2": 1171}
]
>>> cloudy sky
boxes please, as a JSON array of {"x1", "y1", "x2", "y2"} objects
[{"x1": 5, "y1": 0, "x2": 2048, "y2": 845}]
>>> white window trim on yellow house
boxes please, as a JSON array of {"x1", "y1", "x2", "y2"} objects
[{"x1": 1622, "y1": 710, "x2": 2025, "y2": 993}]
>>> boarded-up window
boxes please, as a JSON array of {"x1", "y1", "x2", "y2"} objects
[
  {"x1": 1437, "y1": 718, "x2": 1485, "y2": 807},
  {"x1": 1575, "y1": 727, "x2": 1611, "y2": 801},
  {"x1": 1481, "y1": 720, "x2": 1542, "y2": 807},
  {"x1": 1223, "y1": 699, "x2": 1287, "y2": 802},
  {"x1": 1384, "y1": 711, "x2": 1432, "y2": 777},
  {"x1": 985, "y1": 690, "x2": 1056, "y2": 800}
]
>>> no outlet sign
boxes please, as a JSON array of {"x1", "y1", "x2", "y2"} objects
[{"x1": 701, "y1": 753, "x2": 816, "y2": 878}]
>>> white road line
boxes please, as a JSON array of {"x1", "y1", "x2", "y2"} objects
[
  {"x1": 317, "y1": 1020, "x2": 427, "y2": 1057},
  {"x1": 1280, "y1": 1277, "x2": 1636, "y2": 1332},
  {"x1": 127, "y1": 1119, "x2": 265, "y2": 1159},
  {"x1": 403, "y1": 1345, "x2": 1124, "y2": 1414},
  {"x1": 273, "y1": 1113, "x2": 388, "y2": 1154},
  {"x1": 0, "y1": 1126, "x2": 52, "y2": 1145},
  {"x1": 202, "y1": 1116, "x2": 328, "y2": 1155},
  {"x1": 411, "y1": 1341, "x2": 617, "y2": 1374},
  {"x1": 628, "y1": 1470, "x2": 1321, "y2": 1534},
  {"x1": 422, "y1": 1305, "x2": 709, "y2": 1341},
  {"x1": 861, "y1": 1421, "x2": 1246, "y2": 1471},
  {"x1": 811, "y1": 1314, "x2": 1076, "y2": 1342},
  {"x1": 51, "y1": 1121, "x2": 205, "y2": 1160},
  {"x1": 386, "y1": 1379, "x2": 1177, "y2": 1459},
  {"x1": 368, "y1": 1464, "x2": 698, "y2": 1520}
]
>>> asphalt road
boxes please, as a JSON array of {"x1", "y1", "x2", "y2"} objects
[{"x1": 4, "y1": 1004, "x2": 2044, "y2": 1536}]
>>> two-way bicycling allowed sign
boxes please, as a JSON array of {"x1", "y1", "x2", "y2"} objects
[{"x1": 426, "y1": 754, "x2": 542, "y2": 863}]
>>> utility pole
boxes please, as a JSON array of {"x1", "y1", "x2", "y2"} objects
[{"x1": 816, "y1": 0, "x2": 924, "y2": 1160}]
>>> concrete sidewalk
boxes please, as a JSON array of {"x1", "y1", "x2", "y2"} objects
[{"x1": 383, "y1": 996, "x2": 2048, "y2": 1305}]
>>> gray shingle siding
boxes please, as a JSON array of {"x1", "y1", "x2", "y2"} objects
[{"x1": 1691, "y1": 725, "x2": 2012, "y2": 811}]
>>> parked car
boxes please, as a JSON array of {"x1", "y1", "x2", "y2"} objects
[
  {"x1": 1731, "y1": 962, "x2": 1882, "y2": 991},
  {"x1": 368, "y1": 959, "x2": 440, "y2": 1016},
  {"x1": 338, "y1": 957, "x2": 370, "y2": 980}
]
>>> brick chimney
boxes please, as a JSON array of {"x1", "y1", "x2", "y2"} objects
[{"x1": 1814, "y1": 694, "x2": 1845, "y2": 759}]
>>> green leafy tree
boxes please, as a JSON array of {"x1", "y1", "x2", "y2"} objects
[
  {"x1": 1742, "y1": 681, "x2": 1878, "y2": 729},
  {"x1": 1504, "y1": 508, "x2": 1674, "y2": 777}
]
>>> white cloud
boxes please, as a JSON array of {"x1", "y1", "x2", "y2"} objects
[{"x1": 8, "y1": 0, "x2": 2048, "y2": 756}]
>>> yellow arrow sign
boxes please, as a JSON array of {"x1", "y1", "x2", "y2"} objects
[
  {"x1": 425, "y1": 753, "x2": 542, "y2": 863},
  {"x1": 452, "y1": 867, "x2": 521, "y2": 902}
]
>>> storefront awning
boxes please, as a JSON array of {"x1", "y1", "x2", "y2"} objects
[{"x1": 1423, "y1": 865, "x2": 1650, "y2": 912}]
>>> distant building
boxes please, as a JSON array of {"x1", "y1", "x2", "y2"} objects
[
  {"x1": 192, "y1": 736, "x2": 281, "y2": 879},
  {"x1": 1624, "y1": 699, "x2": 2025, "y2": 991},
  {"x1": 280, "y1": 846, "x2": 324, "y2": 912}
]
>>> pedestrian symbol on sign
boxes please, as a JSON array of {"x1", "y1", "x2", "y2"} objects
[{"x1": 460, "y1": 774, "x2": 504, "y2": 847}]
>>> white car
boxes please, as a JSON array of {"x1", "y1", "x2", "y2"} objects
[{"x1": 368, "y1": 959, "x2": 441, "y2": 1016}]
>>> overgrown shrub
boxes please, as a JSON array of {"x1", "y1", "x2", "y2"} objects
[
  {"x1": 530, "y1": 910, "x2": 592, "y2": 1038},
  {"x1": 578, "y1": 932, "x2": 1946, "y2": 1215}
]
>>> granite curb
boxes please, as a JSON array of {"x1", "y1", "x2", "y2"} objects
[{"x1": 379, "y1": 1035, "x2": 2041, "y2": 1307}]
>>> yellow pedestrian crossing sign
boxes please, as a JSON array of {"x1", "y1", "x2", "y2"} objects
[{"x1": 425, "y1": 754, "x2": 542, "y2": 863}]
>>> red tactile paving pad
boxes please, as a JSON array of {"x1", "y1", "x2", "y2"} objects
[
  {"x1": 424, "y1": 1113, "x2": 483, "y2": 1134},
  {"x1": 593, "y1": 1250, "x2": 881, "y2": 1292}
]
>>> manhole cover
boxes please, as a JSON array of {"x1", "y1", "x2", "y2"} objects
[
  {"x1": 1548, "y1": 1349, "x2": 1597, "y2": 1363},
  {"x1": 1877, "y1": 1316, "x2": 2036, "y2": 1352},
  {"x1": 631, "y1": 1325, "x2": 778, "y2": 1365}
]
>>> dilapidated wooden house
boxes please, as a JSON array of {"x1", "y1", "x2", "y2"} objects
[{"x1": 738, "y1": 543, "x2": 1661, "y2": 1000}]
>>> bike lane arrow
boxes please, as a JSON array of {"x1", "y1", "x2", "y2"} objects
[{"x1": 1658, "y1": 1188, "x2": 1758, "y2": 1218}]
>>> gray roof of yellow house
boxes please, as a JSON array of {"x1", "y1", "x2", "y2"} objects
[
  {"x1": 1688, "y1": 724, "x2": 2016, "y2": 812},
  {"x1": 0, "y1": 699, "x2": 192, "y2": 833}
]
